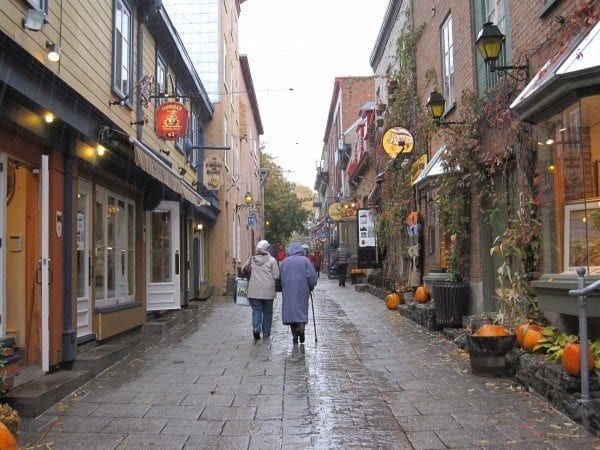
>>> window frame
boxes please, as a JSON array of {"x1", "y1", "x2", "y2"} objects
[
  {"x1": 155, "y1": 52, "x2": 167, "y2": 106},
  {"x1": 441, "y1": 14, "x2": 455, "y2": 113},
  {"x1": 112, "y1": 0, "x2": 133, "y2": 106}
]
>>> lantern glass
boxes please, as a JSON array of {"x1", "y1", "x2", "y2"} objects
[
  {"x1": 426, "y1": 91, "x2": 446, "y2": 120},
  {"x1": 475, "y1": 22, "x2": 505, "y2": 62},
  {"x1": 244, "y1": 192, "x2": 253, "y2": 205}
]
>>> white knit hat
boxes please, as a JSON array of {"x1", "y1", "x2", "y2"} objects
[{"x1": 256, "y1": 240, "x2": 270, "y2": 252}]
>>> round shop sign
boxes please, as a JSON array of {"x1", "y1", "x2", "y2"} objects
[
  {"x1": 328, "y1": 203, "x2": 344, "y2": 221},
  {"x1": 382, "y1": 127, "x2": 414, "y2": 159}
]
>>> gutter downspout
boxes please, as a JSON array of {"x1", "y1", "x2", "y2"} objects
[{"x1": 61, "y1": 137, "x2": 76, "y2": 367}]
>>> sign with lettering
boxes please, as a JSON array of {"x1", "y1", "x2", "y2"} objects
[
  {"x1": 382, "y1": 127, "x2": 414, "y2": 159},
  {"x1": 155, "y1": 101, "x2": 189, "y2": 140},
  {"x1": 204, "y1": 156, "x2": 223, "y2": 190}
]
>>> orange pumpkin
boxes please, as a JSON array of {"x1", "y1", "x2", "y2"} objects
[
  {"x1": 0, "y1": 421, "x2": 17, "y2": 450},
  {"x1": 414, "y1": 286, "x2": 430, "y2": 303},
  {"x1": 385, "y1": 292, "x2": 402, "y2": 310},
  {"x1": 562, "y1": 342, "x2": 595, "y2": 377},
  {"x1": 516, "y1": 323, "x2": 543, "y2": 347},
  {"x1": 475, "y1": 324, "x2": 509, "y2": 337},
  {"x1": 522, "y1": 328, "x2": 544, "y2": 352}
]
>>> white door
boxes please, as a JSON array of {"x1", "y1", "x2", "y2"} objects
[
  {"x1": 146, "y1": 200, "x2": 180, "y2": 310},
  {"x1": 76, "y1": 180, "x2": 93, "y2": 338}
]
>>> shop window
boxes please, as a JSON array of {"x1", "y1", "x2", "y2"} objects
[
  {"x1": 537, "y1": 96, "x2": 600, "y2": 274},
  {"x1": 94, "y1": 188, "x2": 136, "y2": 307}
]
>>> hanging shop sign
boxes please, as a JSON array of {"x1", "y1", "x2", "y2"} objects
[
  {"x1": 410, "y1": 154, "x2": 428, "y2": 185},
  {"x1": 155, "y1": 101, "x2": 189, "y2": 140},
  {"x1": 328, "y1": 203, "x2": 344, "y2": 221},
  {"x1": 204, "y1": 156, "x2": 223, "y2": 190},
  {"x1": 382, "y1": 127, "x2": 414, "y2": 159}
]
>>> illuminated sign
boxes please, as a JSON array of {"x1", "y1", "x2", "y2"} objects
[{"x1": 155, "y1": 101, "x2": 189, "y2": 140}]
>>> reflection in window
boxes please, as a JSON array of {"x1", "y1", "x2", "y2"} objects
[
  {"x1": 95, "y1": 188, "x2": 135, "y2": 307},
  {"x1": 151, "y1": 211, "x2": 172, "y2": 283}
]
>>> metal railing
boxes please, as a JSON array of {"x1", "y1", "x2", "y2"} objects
[{"x1": 567, "y1": 267, "x2": 600, "y2": 403}]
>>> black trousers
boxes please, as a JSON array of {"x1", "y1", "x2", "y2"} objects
[{"x1": 337, "y1": 263, "x2": 348, "y2": 286}]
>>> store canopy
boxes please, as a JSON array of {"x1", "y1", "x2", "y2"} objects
[
  {"x1": 510, "y1": 20, "x2": 600, "y2": 124},
  {"x1": 132, "y1": 139, "x2": 210, "y2": 208},
  {"x1": 413, "y1": 145, "x2": 448, "y2": 185}
]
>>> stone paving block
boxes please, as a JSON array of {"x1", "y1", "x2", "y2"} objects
[
  {"x1": 160, "y1": 418, "x2": 224, "y2": 436},
  {"x1": 45, "y1": 415, "x2": 113, "y2": 432},
  {"x1": 184, "y1": 434, "x2": 250, "y2": 449},
  {"x1": 397, "y1": 413, "x2": 462, "y2": 432},
  {"x1": 248, "y1": 434, "x2": 283, "y2": 450},
  {"x1": 33, "y1": 431, "x2": 127, "y2": 449},
  {"x1": 406, "y1": 431, "x2": 446, "y2": 449},
  {"x1": 221, "y1": 418, "x2": 282, "y2": 435},
  {"x1": 180, "y1": 393, "x2": 235, "y2": 407},
  {"x1": 117, "y1": 433, "x2": 189, "y2": 449},
  {"x1": 91, "y1": 402, "x2": 152, "y2": 418},
  {"x1": 130, "y1": 390, "x2": 187, "y2": 405},
  {"x1": 143, "y1": 404, "x2": 204, "y2": 419},
  {"x1": 436, "y1": 425, "x2": 513, "y2": 447},
  {"x1": 46, "y1": 398, "x2": 101, "y2": 416},
  {"x1": 200, "y1": 405, "x2": 257, "y2": 420},
  {"x1": 102, "y1": 417, "x2": 169, "y2": 434},
  {"x1": 79, "y1": 388, "x2": 140, "y2": 404}
]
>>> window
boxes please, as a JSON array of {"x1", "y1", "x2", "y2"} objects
[
  {"x1": 190, "y1": 111, "x2": 199, "y2": 167},
  {"x1": 112, "y1": 0, "x2": 133, "y2": 100},
  {"x1": 537, "y1": 98, "x2": 600, "y2": 275},
  {"x1": 94, "y1": 188, "x2": 135, "y2": 307},
  {"x1": 441, "y1": 15, "x2": 455, "y2": 111},
  {"x1": 485, "y1": 0, "x2": 506, "y2": 32},
  {"x1": 26, "y1": 0, "x2": 47, "y2": 12},
  {"x1": 155, "y1": 55, "x2": 167, "y2": 105}
]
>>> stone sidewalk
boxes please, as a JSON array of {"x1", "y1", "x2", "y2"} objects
[{"x1": 17, "y1": 278, "x2": 600, "y2": 449}]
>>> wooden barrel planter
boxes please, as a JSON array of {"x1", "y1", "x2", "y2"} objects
[
  {"x1": 465, "y1": 333, "x2": 516, "y2": 377},
  {"x1": 431, "y1": 282, "x2": 468, "y2": 328}
]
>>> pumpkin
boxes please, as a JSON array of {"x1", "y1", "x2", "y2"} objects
[
  {"x1": 414, "y1": 286, "x2": 430, "y2": 303},
  {"x1": 0, "y1": 421, "x2": 17, "y2": 450},
  {"x1": 475, "y1": 324, "x2": 509, "y2": 337},
  {"x1": 562, "y1": 342, "x2": 595, "y2": 377},
  {"x1": 522, "y1": 328, "x2": 544, "y2": 353},
  {"x1": 385, "y1": 292, "x2": 402, "y2": 310},
  {"x1": 516, "y1": 323, "x2": 543, "y2": 347}
]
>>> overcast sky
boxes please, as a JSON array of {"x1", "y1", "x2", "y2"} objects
[{"x1": 239, "y1": 0, "x2": 389, "y2": 189}]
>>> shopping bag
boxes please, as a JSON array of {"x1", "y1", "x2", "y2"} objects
[
  {"x1": 235, "y1": 278, "x2": 250, "y2": 306},
  {"x1": 275, "y1": 277, "x2": 282, "y2": 292}
]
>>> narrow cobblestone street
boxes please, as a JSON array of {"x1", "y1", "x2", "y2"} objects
[{"x1": 18, "y1": 279, "x2": 600, "y2": 449}]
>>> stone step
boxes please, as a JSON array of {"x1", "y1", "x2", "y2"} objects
[
  {"x1": 72, "y1": 344, "x2": 129, "y2": 377},
  {"x1": 139, "y1": 318, "x2": 174, "y2": 335},
  {"x1": 3, "y1": 370, "x2": 92, "y2": 418}
]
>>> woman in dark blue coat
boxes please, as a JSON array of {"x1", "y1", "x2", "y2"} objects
[{"x1": 280, "y1": 242, "x2": 318, "y2": 343}]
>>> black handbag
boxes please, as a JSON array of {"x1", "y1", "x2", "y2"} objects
[{"x1": 275, "y1": 277, "x2": 282, "y2": 292}]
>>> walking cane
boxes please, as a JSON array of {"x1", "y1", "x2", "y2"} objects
[{"x1": 310, "y1": 291, "x2": 318, "y2": 342}]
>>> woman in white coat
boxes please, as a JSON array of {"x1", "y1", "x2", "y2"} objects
[{"x1": 244, "y1": 240, "x2": 280, "y2": 340}]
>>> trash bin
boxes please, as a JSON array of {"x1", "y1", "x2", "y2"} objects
[{"x1": 431, "y1": 281, "x2": 468, "y2": 327}]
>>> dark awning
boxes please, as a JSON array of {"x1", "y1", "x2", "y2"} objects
[{"x1": 510, "y1": 20, "x2": 600, "y2": 124}]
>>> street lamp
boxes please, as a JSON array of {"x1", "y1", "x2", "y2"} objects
[
  {"x1": 475, "y1": 22, "x2": 529, "y2": 81},
  {"x1": 426, "y1": 90, "x2": 473, "y2": 128},
  {"x1": 235, "y1": 191, "x2": 253, "y2": 211}
]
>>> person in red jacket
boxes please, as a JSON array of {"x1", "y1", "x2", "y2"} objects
[
  {"x1": 275, "y1": 244, "x2": 286, "y2": 264},
  {"x1": 309, "y1": 249, "x2": 322, "y2": 277}
]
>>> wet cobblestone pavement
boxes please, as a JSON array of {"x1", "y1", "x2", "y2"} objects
[{"x1": 18, "y1": 279, "x2": 600, "y2": 449}]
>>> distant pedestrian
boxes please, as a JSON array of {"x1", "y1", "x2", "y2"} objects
[
  {"x1": 280, "y1": 242, "x2": 318, "y2": 344},
  {"x1": 309, "y1": 249, "x2": 322, "y2": 277},
  {"x1": 333, "y1": 242, "x2": 351, "y2": 287},
  {"x1": 275, "y1": 244, "x2": 286, "y2": 264},
  {"x1": 244, "y1": 240, "x2": 279, "y2": 340}
]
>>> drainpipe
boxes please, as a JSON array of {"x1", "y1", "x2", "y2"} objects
[
  {"x1": 61, "y1": 137, "x2": 76, "y2": 366},
  {"x1": 136, "y1": 11, "x2": 144, "y2": 141}
]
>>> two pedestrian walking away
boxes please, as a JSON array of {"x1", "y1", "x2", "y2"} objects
[
  {"x1": 279, "y1": 242, "x2": 318, "y2": 344},
  {"x1": 244, "y1": 240, "x2": 279, "y2": 340},
  {"x1": 333, "y1": 242, "x2": 351, "y2": 287},
  {"x1": 309, "y1": 249, "x2": 322, "y2": 277}
]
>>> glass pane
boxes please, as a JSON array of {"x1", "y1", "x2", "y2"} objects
[
  {"x1": 95, "y1": 199, "x2": 105, "y2": 301},
  {"x1": 116, "y1": 200, "x2": 127, "y2": 302},
  {"x1": 151, "y1": 210, "x2": 172, "y2": 283},
  {"x1": 76, "y1": 193, "x2": 87, "y2": 298},
  {"x1": 107, "y1": 196, "x2": 117, "y2": 300},
  {"x1": 128, "y1": 203, "x2": 135, "y2": 296}
]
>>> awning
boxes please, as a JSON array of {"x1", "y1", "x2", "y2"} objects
[
  {"x1": 132, "y1": 139, "x2": 209, "y2": 207},
  {"x1": 413, "y1": 145, "x2": 447, "y2": 185},
  {"x1": 510, "y1": 20, "x2": 600, "y2": 124}
]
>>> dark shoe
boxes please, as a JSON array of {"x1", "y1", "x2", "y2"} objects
[
  {"x1": 293, "y1": 336, "x2": 298, "y2": 344},
  {"x1": 263, "y1": 334, "x2": 271, "y2": 338},
  {"x1": 291, "y1": 324, "x2": 299, "y2": 343},
  {"x1": 299, "y1": 331, "x2": 305, "y2": 343},
  {"x1": 253, "y1": 331, "x2": 260, "y2": 340}
]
